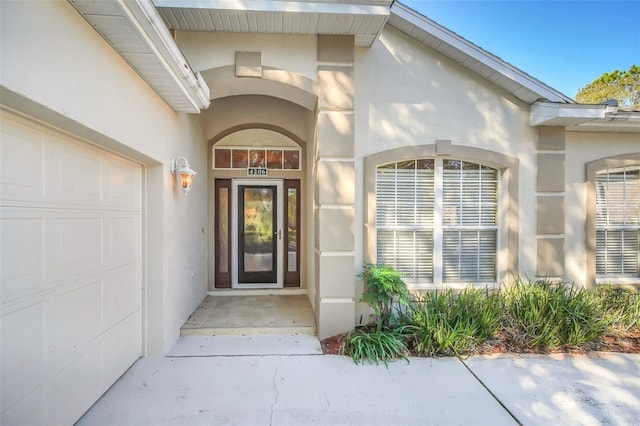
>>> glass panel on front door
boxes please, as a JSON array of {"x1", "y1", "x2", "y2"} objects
[
  {"x1": 215, "y1": 179, "x2": 299, "y2": 289},
  {"x1": 238, "y1": 185, "x2": 278, "y2": 283},
  {"x1": 287, "y1": 187, "x2": 297, "y2": 273}
]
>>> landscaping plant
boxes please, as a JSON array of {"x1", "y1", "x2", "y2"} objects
[
  {"x1": 400, "y1": 287, "x2": 501, "y2": 356},
  {"x1": 357, "y1": 263, "x2": 410, "y2": 331},
  {"x1": 500, "y1": 278, "x2": 611, "y2": 350},
  {"x1": 338, "y1": 270, "x2": 639, "y2": 363},
  {"x1": 339, "y1": 326, "x2": 410, "y2": 366},
  {"x1": 594, "y1": 285, "x2": 640, "y2": 332},
  {"x1": 340, "y1": 264, "x2": 411, "y2": 365}
]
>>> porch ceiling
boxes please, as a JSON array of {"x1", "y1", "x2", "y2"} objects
[{"x1": 153, "y1": 0, "x2": 392, "y2": 46}]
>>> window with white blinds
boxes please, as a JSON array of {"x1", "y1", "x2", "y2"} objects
[
  {"x1": 596, "y1": 166, "x2": 640, "y2": 276},
  {"x1": 376, "y1": 159, "x2": 498, "y2": 284}
]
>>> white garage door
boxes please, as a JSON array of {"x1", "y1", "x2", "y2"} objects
[{"x1": 0, "y1": 111, "x2": 142, "y2": 425}]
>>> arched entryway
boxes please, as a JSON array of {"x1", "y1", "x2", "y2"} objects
[
  {"x1": 182, "y1": 65, "x2": 319, "y2": 335},
  {"x1": 210, "y1": 128, "x2": 305, "y2": 290},
  {"x1": 185, "y1": 39, "x2": 358, "y2": 340}
]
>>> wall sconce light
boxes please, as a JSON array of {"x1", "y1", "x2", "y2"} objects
[{"x1": 170, "y1": 157, "x2": 197, "y2": 194}]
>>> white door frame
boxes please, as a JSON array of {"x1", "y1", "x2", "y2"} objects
[{"x1": 231, "y1": 179, "x2": 284, "y2": 288}]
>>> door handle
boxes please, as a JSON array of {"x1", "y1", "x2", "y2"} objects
[{"x1": 274, "y1": 229, "x2": 282, "y2": 240}]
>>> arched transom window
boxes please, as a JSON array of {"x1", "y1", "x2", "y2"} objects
[{"x1": 376, "y1": 158, "x2": 498, "y2": 285}]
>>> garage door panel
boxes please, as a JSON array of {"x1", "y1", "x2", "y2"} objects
[
  {"x1": 103, "y1": 267, "x2": 140, "y2": 327},
  {"x1": 55, "y1": 280, "x2": 103, "y2": 353},
  {"x1": 105, "y1": 216, "x2": 141, "y2": 266},
  {"x1": 0, "y1": 215, "x2": 45, "y2": 298},
  {"x1": 1, "y1": 209, "x2": 141, "y2": 301},
  {"x1": 54, "y1": 216, "x2": 103, "y2": 278},
  {"x1": 103, "y1": 155, "x2": 141, "y2": 210},
  {"x1": 0, "y1": 301, "x2": 47, "y2": 409},
  {"x1": 1, "y1": 111, "x2": 142, "y2": 425},
  {"x1": 52, "y1": 312, "x2": 140, "y2": 425},
  {"x1": 1, "y1": 385, "x2": 47, "y2": 426},
  {"x1": 102, "y1": 312, "x2": 141, "y2": 390},
  {"x1": 49, "y1": 344, "x2": 103, "y2": 426},
  {"x1": 0, "y1": 118, "x2": 45, "y2": 203},
  {"x1": 44, "y1": 137, "x2": 102, "y2": 206},
  {"x1": 2, "y1": 309, "x2": 142, "y2": 426},
  {"x1": 1, "y1": 115, "x2": 141, "y2": 212}
]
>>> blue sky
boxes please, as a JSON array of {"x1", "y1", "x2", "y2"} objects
[{"x1": 401, "y1": 0, "x2": 640, "y2": 99}]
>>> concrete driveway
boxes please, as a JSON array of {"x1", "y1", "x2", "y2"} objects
[
  {"x1": 76, "y1": 336, "x2": 640, "y2": 426},
  {"x1": 464, "y1": 353, "x2": 640, "y2": 426}
]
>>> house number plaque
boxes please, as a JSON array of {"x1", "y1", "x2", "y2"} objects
[{"x1": 247, "y1": 168, "x2": 268, "y2": 176}]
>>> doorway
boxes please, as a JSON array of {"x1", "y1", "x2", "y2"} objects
[
  {"x1": 234, "y1": 180, "x2": 283, "y2": 287},
  {"x1": 215, "y1": 178, "x2": 300, "y2": 289}
]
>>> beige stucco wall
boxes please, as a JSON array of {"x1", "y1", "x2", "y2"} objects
[
  {"x1": 355, "y1": 26, "x2": 535, "y2": 157},
  {"x1": 176, "y1": 32, "x2": 318, "y2": 82},
  {"x1": 0, "y1": 0, "x2": 208, "y2": 355},
  {"x1": 565, "y1": 131, "x2": 640, "y2": 287},
  {"x1": 353, "y1": 25, "x2": 540, "y2": 308}
]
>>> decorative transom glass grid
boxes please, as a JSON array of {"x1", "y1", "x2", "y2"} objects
[
  {"x1": 596, "y1": 165, "x2": 640, "y2": 276},
  {"x1": 376, "y1": 159, "x2": 498, "y2": 284},
  {"x1": 214, "y1": 148, "x2": 301, "y2": 170}
]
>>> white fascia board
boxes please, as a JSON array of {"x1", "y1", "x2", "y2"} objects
[
  {"x1": 123, "y1": 0, "x2": 211, "y2": 111},
  {"x1": 153, "y1": 0, "x2": 391, "y2": 16},
  {"x1": 569, "y1": 119, "x2": 640, "y2": 133},
  {"x1": 390, "y1": 2, "x2": 574, "y2": 104},
  {"x1": 530, "y1": 102, "x2": 609, "y2": 126}
]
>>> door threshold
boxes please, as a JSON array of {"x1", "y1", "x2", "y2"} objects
[{"x1": 207, "y1": 288, "x2": 307, "y2": 296}]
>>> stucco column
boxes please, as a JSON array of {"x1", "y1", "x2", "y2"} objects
[
  {"x1": 536, "y1": 127, "x2": 566, "y2": 279},
  {"x1": 314, "y1": 35, "x2": 356, "y2": 339}
]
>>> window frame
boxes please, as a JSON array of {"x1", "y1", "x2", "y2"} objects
[
  {"x1": 375, "y1": 158, "x2": 499, "y2": 287},
  {"x1": 364, "y1": 143, "x2": 519, "y2": 290},
  {"x1": 587, "y1": 155, "x2": 640, "y2": 285}
]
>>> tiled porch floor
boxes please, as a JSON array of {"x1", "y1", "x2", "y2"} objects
[{"x1": 181, "y1": 295, "x2": 316, "y2": 336}]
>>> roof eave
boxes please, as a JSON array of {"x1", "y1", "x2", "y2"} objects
[
  {"x1": 531, "y1": 101, "x2": 640, "y2": 133},
  {"x1": 154, "y1": 0, "x2": 393, "y2": 47},
  {"x1": 69, "y1": 0, "x2": 210, "y2": 113},
  {"x1": 388, "y1": 2, "x2": 575, "y2": 105}
]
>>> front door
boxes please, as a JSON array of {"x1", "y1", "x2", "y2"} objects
[{"x1": 233, "y1": 180, "x2": 284, "y2": 288}]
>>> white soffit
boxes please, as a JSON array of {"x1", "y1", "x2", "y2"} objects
[
  {"x1": 388, "y1": 2, "x2": 575, "y2": 105},
  {"x1": 153, "y1": 0, "x2": 392, "y2": 46},
  {"x1": 69, "y1": 0, "x2": 210, "y2": 113},
  {"x1": 531, "y1": 102, "x2": 640, "y2": 133}
]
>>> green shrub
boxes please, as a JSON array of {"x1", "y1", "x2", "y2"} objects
[
  {"x1": 340, "y1": 264, "x2": 411, "y2": 366},
  {"x1": 594, "y1": 285, "x2": 640, "y2": 332},
  {"x1": 339, "y1": 326, "x2": 410, "y2": 366},
  {"x1": 500, "y1": 278, "x2": 611, "y2": 350},
  {"x1": 400, "y1": 287, "x2": 501, "y2": 356},
  {"x1": 344, "y1": 272, "x2": 639, "y2": 365},
  {"x1": 358, "y1": 263, "x2": 409, "y2": 331}
]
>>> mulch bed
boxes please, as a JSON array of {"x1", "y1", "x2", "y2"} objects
[
  {"x1": 598, "y1": 330, "x2": 640, "y2": 354},
  {"x1": 320, "y1": 329, "x2": 640, "y2": 356},
  {"x1": 320, "y1": 334, "x2": 345, "y2": 355}
]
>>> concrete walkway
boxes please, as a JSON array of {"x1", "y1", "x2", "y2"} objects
[{"x1": 76, "y1": 336, "x2": 640, "y2": 426}]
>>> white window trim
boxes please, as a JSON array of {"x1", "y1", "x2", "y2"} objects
[
  {"x1": 433, "y1": 160, "x2": 443, "y2": 283},
  {"x1": 596, "y1": 277, "x2": 640, "y2": 286},
  {"x1": 376, "y1": 158, "x2": 500, "y2": 288},
  {"x1": 586, "y1": 154, "x2": 640, "y2": 287},
  {"x1": 364, "y1": 144, "x2": 519, "y2": 288},
  {"x1": 595, "y1": 165, "x2": 640, "y2": 278}
]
